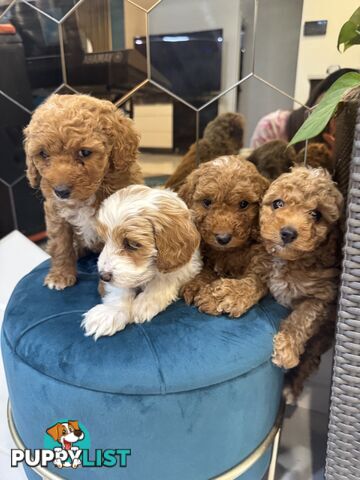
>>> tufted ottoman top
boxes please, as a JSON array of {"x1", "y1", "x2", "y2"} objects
[{"x1": 3, "y1": 255, "x2": 288, "y2": 395}]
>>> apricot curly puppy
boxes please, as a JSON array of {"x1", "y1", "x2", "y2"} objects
[
  {"x1": 165, "y1": 113, "x2": 244, "y2": 191},
  {"x1": 179, "y1": 155, "x2": 270, "y2": 317},
  {"x1": 260, "y1": 167, "x2": 343, "y2": 383},
  {"x1": 24, "y1": 94, "x2": 143, "y2": 290}
]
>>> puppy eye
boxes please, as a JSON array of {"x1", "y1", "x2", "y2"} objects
[
  {"x1": 69, "y1": 426, "x2": 74, "y2": 432},
  {"x1": 62, "y1": 429, "x2": 66, "y2": 435},
  {"x1": 202, "y1": 198, "x2": 212, "y2": 208},
  {"x1": 310, "y1": 210, "x2": 322, "y2": 222},
  {"x1": 123, "y1": 238, "x2": 141, "y2": 251},
  {"x1": 272, "y1": 199, "x2": 284, "y2": 209},
  {"x1": 78, "y1": 149, "x2": 92, "y2": 159},
  {"x1": 239, "y1": 200, "x2": 249, "y2": 209},
  {"x1": 39, "y1": 150, "x2": 49, "y2": 159}
]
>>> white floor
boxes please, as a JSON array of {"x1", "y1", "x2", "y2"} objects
[
  {"x1": 0, "y1": 231, "x2": 330, "y2": 480},
  {"x1": 0, "y1": 231, "x2": 49, "y2": 480}
]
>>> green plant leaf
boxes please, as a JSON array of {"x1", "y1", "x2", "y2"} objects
[
  {"x1": 289, "y1": 72, "x2": 360, "y2": 146},
  {"x1": 337, "y1": 6, "x2": 360, "y2": 51}
]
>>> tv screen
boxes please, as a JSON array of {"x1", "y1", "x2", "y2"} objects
[{"x1": 134, "y1": 29, "x2": 223, "y2": 106}]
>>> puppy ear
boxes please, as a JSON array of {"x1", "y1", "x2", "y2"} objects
[
  {"x1": 152, "y1": 205, "x2": 200, "y2": 273},
  {"x1": 23, "y1": 127, "x2": 40, "y2": 188},
  {"x1": 178, "y1": 168, "x2": 202, "y2": 206},
  {"x1": 46, "y1": 423, "x2": 62, "y2": 441},
  {"x1": 104, "y1": 107, "x2": 140, "y2": 171},
  {"x1": 68, "y1": 420, "x2": 80, "y2": 430},
  {"x1": 253, "y1": 171, "x2": 270, "y2": 200},
  {"x1": 322, "y1": 184, "x2": 344, "y2": 222}
]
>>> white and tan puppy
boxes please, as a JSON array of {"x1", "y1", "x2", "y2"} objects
[{"x1": 82, "y1": 185, "x2": 202, "y2": 339}]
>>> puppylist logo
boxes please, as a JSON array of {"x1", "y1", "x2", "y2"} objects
[{"x1": 11, "y1": 419, "x2": 131, "y2": 470}]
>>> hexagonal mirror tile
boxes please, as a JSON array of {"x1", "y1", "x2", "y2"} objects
[
  {"x1": 254, "y1": 0, "x2": 303, "y2": 95},
  {"x1": 0, "y1": 1, "x2": 62, "y2": 111},
  {"x1": 20, "y1": 0, "x2": 82, "y2": 22},
  {"x1": 162, "y1": 86, "x2": 246, "y2": 192},
  {"x1": 12, "y1": 175, "x2": 45, "y2": 236},
  {"x1": 0, "y1": 92, "x2": 45, "y2": 237},
  {"x1": 118, "y1": 82, "x2": 197, "y2": 187},
  {"x1": 238, "y1": 75, "x2": 300, "y2": 149},
  {"x1": 129, "y1": 0, "x2": 160, "y2": 12},
  {"x1": 147, "y1": 0, "x2": 255, "y2": 108},
  {"x1": 0, "y1": 93, "x2": 30, "y2": 186},
  {"x1": 63, "y1": 0, "x2": 148, "y2": 102},
  {"x1": 198, "y1": 98, "x2": 245, "y2": 157}
]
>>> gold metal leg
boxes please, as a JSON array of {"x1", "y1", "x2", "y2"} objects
[
  {"x1": 212, "y1": 401, "x2": 285, "y2": 480},
  {"x1": 267, "y1": 425, "x2": 282, "y2": 480}
]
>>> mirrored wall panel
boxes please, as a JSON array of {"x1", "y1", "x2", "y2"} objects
[
  {"x1": 253, "y1": 0, "x2": 303, "y2": 95},
  {"x1": 0, "y1": 93, "x2": 45, "y2": 237},
  {"x1": 63, "y1": 0, "x2": 147, "y2": 101},
  {"x1": 17, "y1": 1, "x2": 82, "y2": 22},
  {"x1": 0, "y1": 1, "x2": 62, "y2": 110},
  {"x1": 147, "y1": 0, "x2": 255, "y2": 108},
  {"x1": 119, "y1": 82, "x2": 197, "y2": 187},
  {"x1": 0, "y1": 0, "x2": 322, "y2": 240}
]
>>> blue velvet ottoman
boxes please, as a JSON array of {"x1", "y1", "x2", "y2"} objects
[{"x1": 2, "y1": 256, "x2": 288, "y2": 480}]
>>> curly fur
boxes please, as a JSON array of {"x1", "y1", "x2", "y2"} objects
[
  {"x1": 260, "y1": 166, "x2": 343, "y2": 400},
  {"x1": 247, "y1": 140, "x2": 296, "y2": 180},
  {"x1": 165, "y1": 113, "x2": 244, "y2": 191},
  {"x1": 24, "y1": 94, "x2": 143, "y2": 290},
  {"x1": 179, "y1": 155, "x2": 270, "y2": 317}
]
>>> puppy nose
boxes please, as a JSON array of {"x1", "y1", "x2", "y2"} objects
[
  {"x1": 54, "y1": 185, "x2": 71, "y2": 199},
  {"x1": 100, "y1": 271, "x2": 112, "y2": 282},
  {"x1": 215, "y1": 233, "x2": 232, "y2": 245},
  {"x1": 280, "y1": 227, "x2": 298, "y2": 244}
]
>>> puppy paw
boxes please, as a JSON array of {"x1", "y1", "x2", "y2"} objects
[
  {"x1": 211, "y1": 279, "x2": 254, "y2": 317},
  {"x1": 44, "y1": 271, "x2": 76, "y2": 290},
  {"x1": 132, "y1": 296, "x2": 161, "y2": 324},
  {"x1": 81, "y1": 304, "x2": 129, "y2": 340},
  {"x1": 272, "y1": 332, "x2": 300, "y2": 369},
  {"x1": 194, "y1": 286, "x2": 221, "y2": 316},
  {"x1": 182, "y1": 281, "x2": 202, "y2": 305},
  {"x1": 212, "y1": 289, "x2": 247, "y2": 318}
]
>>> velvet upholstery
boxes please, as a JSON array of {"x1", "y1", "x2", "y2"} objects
[{"x1": 2, "y1": 256, "x2": 289, "y2": 479}]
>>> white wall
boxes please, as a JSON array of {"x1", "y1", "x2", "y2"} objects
[{"x1": 294, "y1": 0, "x2": 360, "y2": 104}]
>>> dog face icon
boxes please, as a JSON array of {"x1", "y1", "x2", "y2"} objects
[
  {"x1": 46, "y1": 421, "x2": 84, "y2": 468},
  {"x1": 46, "y1": 421, "x2": 84, "y2": 449}
]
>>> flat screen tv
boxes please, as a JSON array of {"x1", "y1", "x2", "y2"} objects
[{"x1": 134, "y1": 29, "x2": 223, "y2": 105}]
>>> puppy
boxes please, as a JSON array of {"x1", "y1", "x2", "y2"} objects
[
  {"x1": 260, "y1": 167, "x2": 343, "y2": 396},
  {"x1": 165, "y1": 112, "x2": 244, "y2": 191},
  {"x1": 179, "y1": 156, "x2": 270, "y2": 317},
  {"x1": 82, "y1": 185, "x2": 201, "y2": 339},
  {"x1": 24, "y1": 94, "x2": 143, "y2": 290}
]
